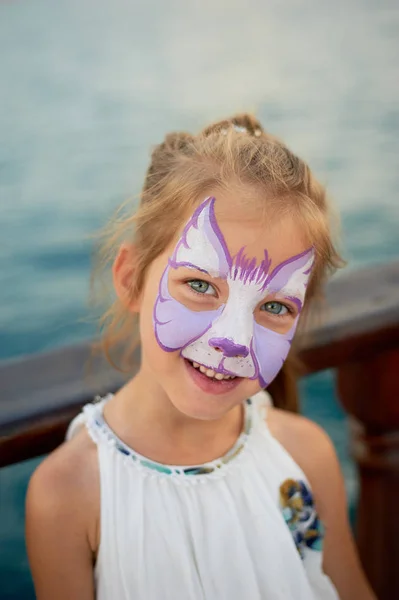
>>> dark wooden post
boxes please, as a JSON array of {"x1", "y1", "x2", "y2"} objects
[{"x1": 337, "y1": 342, "x2": 399, "y2": 600}]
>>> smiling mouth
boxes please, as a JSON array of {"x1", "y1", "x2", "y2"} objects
[{"x1": 185, "y1": 358, "x2": 238, "y2": 381}]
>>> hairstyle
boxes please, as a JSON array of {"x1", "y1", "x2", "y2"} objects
[{"x1": 93, "y1": 114, "x2": 344, "y2": 412}]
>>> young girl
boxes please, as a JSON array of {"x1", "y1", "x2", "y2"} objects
[{"x1": 26, "y1": 115, "x2": 376, "y2": 600}]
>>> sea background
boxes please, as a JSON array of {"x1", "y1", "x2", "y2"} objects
[{"x1": 0, "y1": 0, "x2": 398, "y2": 598}]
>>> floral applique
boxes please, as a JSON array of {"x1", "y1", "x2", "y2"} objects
[{"x1": 279, "y1": 478, "x2": 324, "y2": 559}]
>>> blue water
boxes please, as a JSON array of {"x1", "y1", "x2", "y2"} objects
[{"x1": 0, "y1": 0, "x2": 398, "y2": 597}]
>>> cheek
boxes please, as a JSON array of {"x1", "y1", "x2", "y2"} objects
[
  {"x1": 252, "y1": 321, "x2": 296, "y2": 387},
  {"x1": 138, "y1": 287, "x2": 159, "y2": 348},
  {"x1": 138, "y1": 288, "x2": 181, "y2": 378},
  {"x1": 156, "y1": 298, "x2": 219, "y2": 351},
  {"x1": 255, "y1": 312, "x2": 297, "y2": 335}
]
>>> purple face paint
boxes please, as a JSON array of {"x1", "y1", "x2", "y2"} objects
[
  {"x1": 208, "y1": 337, "x2": 250, "y2": 358},
  {"x1": 266, "y1": 248, "x2": 314, "y2": 295},
  {"x1": 153, "y1": 197, "x2": 314, "y2": 387},
  {"x1": 252, "y1": 322, "x2": 295, "y2": 388}
]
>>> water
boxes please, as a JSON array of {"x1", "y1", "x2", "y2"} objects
[{"x1": 0, "y1": 0, "x2": 398, "y2": 597}]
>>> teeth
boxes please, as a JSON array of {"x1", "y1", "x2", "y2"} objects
[{"x1": 189, "y1": 360, "x2": 236, "y2": 381}]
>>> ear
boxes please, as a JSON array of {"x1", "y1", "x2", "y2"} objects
[{"x1": 112, "y1": 243, "x2": 141, "y2": 312}]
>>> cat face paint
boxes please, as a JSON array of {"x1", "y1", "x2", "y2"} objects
[{"x1": 153, "y1": 197, "x2": 314, "y2": 387}]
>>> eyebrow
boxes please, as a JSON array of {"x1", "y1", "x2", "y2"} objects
[
  {"x1": 285, "y1": 296, "x2": 303, "y2": 312},
  {"x1": 273, "y1": 291, "x2": 303, "y2": 312},
  {"x1": 169, "y1": 259, "x2": 210, "y2": 275}
]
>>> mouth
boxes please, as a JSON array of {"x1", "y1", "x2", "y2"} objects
[
  {"x1": 190, "y1": 360, "x2": 237, "y2": 381},
  {"x1": 183, "y1": 358, "x2": 242, "y2": 395}
]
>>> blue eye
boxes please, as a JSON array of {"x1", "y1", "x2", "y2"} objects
[
  {"x1": 261, "y1": 301, "x2": 289, "y2": 316},
  {"x1": 187, "y1": 280, "x2": 216, "y2": 295}
]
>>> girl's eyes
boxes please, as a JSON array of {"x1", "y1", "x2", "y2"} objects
[
  {"x1": 185, "y1": 280, "x2": 293, "y2": 316},
  {"x1": 187, "y1": 279, "x2": 217, "y2": 296},
  {"x1": 260, "y1": 301, "x2": 290, "y2": 316}
]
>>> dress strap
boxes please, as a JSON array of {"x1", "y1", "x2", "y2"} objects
[
  {"x1": 65, "y1": 411, "x2": 87, "y2": 441},
  {"x1": 249, "y1": 389, "x2": 272, "y2": 423},
  {"x1": 65, "y1": 396, "x2": 111, "y2": 442}
]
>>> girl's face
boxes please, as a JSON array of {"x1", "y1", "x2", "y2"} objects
[{"x1": 136, "y1": 190, "x2": 313, "y2": 420}]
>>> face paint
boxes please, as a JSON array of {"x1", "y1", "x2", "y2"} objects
[{"x1": 153, "y1": 197, "x2": 314, "y2": 387}]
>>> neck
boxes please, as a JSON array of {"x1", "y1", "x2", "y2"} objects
[{"x1": 112, "y1": 366, "x2": 243, "y2": 464}]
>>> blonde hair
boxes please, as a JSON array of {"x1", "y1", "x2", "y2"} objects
[{"x1": 93, "y1": 114, "x2": 344, "y2": 412}]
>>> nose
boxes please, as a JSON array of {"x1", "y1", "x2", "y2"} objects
[{"x1": 208, "y1": 337, "x2": 249, "y2": 358}]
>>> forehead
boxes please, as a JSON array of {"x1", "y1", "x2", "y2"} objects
[{"x1": 173, "y1": 189, "x2": 310, "y2": 269}]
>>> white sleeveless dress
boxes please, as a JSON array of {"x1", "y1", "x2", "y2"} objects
[{"x1": 67, "y1": 391, "x2": 339, "y2": 600}]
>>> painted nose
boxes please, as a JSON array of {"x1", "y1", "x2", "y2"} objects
[{"x1": 208, "y1": 337, "x2": 249, "y2": 358}]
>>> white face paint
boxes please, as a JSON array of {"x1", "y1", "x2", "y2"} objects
[
  {"x1": 171, "y1": 196, "x2": 231, "y2": 277},
  {"x1": 153, "y1": 197, "x2": 314, "y2": 387}
]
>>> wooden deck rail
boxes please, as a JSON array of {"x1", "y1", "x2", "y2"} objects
[{"x1": 1, "y1": 260, "x2": 399, "y2": 600}]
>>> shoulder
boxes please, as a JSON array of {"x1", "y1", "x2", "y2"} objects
[
  {"x1": 267, "y1": 408, "x2": 376, "y2": 599},
  {"x1": 26, "y1": 426, "x2": 100, "y2": 554},
  {"x1": 267, "y1": 407, "x2": 340, "y2": 514},
  {"x1": 267, "y1": 407, "x2": 336, "y2": 473},
  {"x1": 26, "y1": 428, "x2": 100, "y2": 598}
]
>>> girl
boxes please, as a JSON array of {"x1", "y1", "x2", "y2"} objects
[{"x1": 26, "y1": 115, "x2": 376, "y2": 600}]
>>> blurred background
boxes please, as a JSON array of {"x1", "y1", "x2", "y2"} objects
[{"x1": 0, "y1": 0, "x2": 398, "y2": 597}]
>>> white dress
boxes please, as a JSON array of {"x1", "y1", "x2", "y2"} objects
[{"x1": 67, "y1": 391, "x2": 339, "y2": 600}]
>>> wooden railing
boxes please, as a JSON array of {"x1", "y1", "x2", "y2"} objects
[{"x1": 1, "y1": 260, "x2": 398, "y2": 600}]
